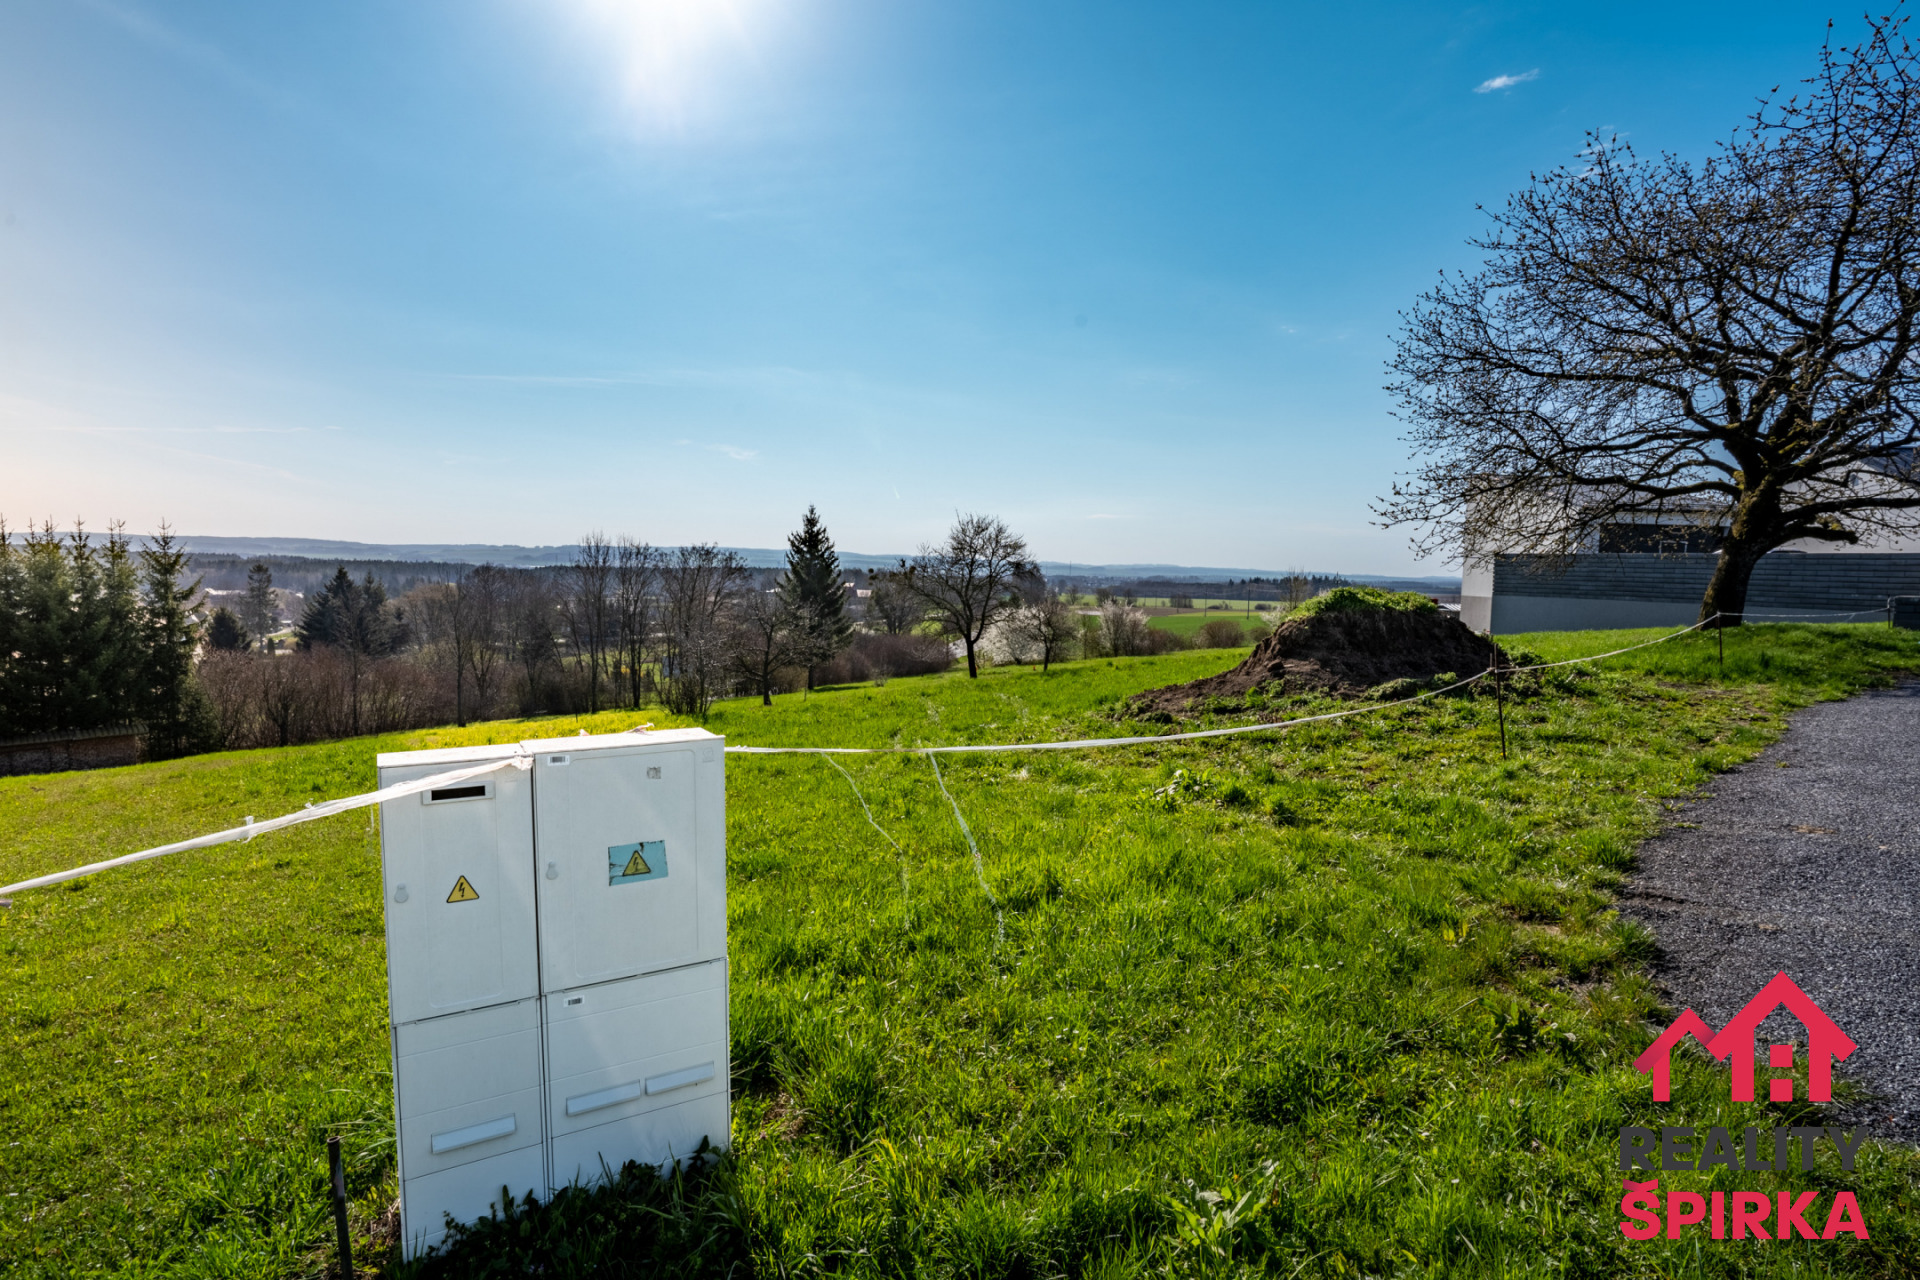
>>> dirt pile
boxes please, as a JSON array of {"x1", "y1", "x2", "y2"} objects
[{"x1": 1130, "y1": 588, "x2": 1506, "y2": 714}]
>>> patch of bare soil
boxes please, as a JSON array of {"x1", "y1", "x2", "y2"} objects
[{"x1": 1132, "y1": 606, "x2": 1507, "y2": 713}]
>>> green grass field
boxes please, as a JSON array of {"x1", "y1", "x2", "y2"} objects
[{"x1": 3, "y1": 625, "x2": 1918, "y2": 1278}]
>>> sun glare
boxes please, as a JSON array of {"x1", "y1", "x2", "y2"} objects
[{"x1": 569, "y1": 0, "x2": 765, "y2": 131}]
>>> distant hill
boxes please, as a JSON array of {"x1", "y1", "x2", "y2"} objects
[{"x1": 176, "y1": 536, "x2": 1459, "y2": 591}]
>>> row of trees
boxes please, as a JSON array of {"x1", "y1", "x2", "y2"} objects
[
  {"x1": 12, "y1": 507, "x2": 1229, "y2": 757},
  {"x1": 197, "y1": 509, "x2": 945, "y2": 738},
  {"x1": 400, "y1": 509, "x2": 1043, "y2": 720},
  {"x1": 0, "y1": 522, "x2": 214, "y2": 756}
]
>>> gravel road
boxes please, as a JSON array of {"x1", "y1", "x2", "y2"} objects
[{"x1": 1618, "y1": 681, "x2": 1920, "y2": 1139}]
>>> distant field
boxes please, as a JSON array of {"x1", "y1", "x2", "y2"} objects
[
  {"x1": 3, "y1": 627, "x2": 1918, "y2": 1277},
  {"x1": 1145, "y1": 610, "x2": 1273, "y2": 640},
  {"x1": 1075, "y1": 596, "x2": 1286, "y2": 612}
]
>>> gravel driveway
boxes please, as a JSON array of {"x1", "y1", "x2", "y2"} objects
[{"x1": 1618, "y1": 681, "x2": 1920, "y2": 1138}]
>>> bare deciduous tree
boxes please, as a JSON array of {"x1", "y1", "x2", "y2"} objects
[
  {"x1": 464, "y1": 564, "x2": 507, "y2": 719},
  {"x1": 1007, "y1": 585, "x2": 1081, "y2": 672},
  {"x1": 727, "y1": 586, "x2": 803, "y2": 705},
  {"x1": 504, "y1": 570, "x2": 562, "y2": 712},
  {"x1": 1379, "y1": 14, "x2": 1920, "y2": 624},
  {"x1": 418, "y1": 566, "x2": 506, "y2": 727},
  {"x1": 565, "y1": 533, "x2": 617, "y2": 712},
  {"x1": 899, "y1": 514, "x2": 1034, "y2": 678},
  {"x1": 613, "y1": 538, "x2": 660, "y2": 709},
  {"x1": 864, "y1": 571, "x2": 925, "y2": 634},
  {"x1": 255, "y1": 649, "x2": 306, "y2": 747},
  {"x1": 416, "y1": 579, "x2": 472, "y2": 725},
  {"x1": 660, "y1": 544, "x2": 747, "y2": 718}
]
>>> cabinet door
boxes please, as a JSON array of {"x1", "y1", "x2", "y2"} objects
[
  {"x1": 401, "y1": 1145, "x2": 546, "y2": 1260},
  {"x1": 379, "y1": 758, "x2": 538, "y2": 1023},
  {"x1": 532, "y1": 743, "x2": 725, "y2": 987},
  {"x1": 394, "y1": 1000, "x2": 546, "y2": 1183},
  {"x1": 542, "y1": 961, "x2": 730, "y2": 1184},
  {"x1": 549, "y1": 1093, "x2": 729, "y2": 1194},
  {"x1": 545, "y1": 967, "x2": 729, "y2": 1136}
]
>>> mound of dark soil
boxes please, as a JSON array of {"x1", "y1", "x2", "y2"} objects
[{"x1": 1131, "y1": 604, "x2": 1507, "y2": 713}]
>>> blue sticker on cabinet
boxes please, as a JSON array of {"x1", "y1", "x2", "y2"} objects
[{"x1": 608, "y1": 840, "x2": 668, "y2": 885}]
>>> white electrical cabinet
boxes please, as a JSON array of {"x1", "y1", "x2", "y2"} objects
[{"x1": 377, "y1": 729, "x2": 729, "y2": 1259}]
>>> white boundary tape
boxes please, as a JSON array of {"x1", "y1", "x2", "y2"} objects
[
  {"x1": 725, "y1": 616, "x2": 1723, "y2": 757},
  {"x1": 926, "y1": 752, "x2": 1005, "y2": 950},
  {"x1": 0, "y1": 755, "x2": 529, "y2": 897},
  {"x1": 819, "y1": 753, "x2": 911, "y2": 909},
  {"x1": 0, "y1": 608, "x2": 1799, "y2": 898}
]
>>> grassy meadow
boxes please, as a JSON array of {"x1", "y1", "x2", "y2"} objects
[{"x1": 2, "y1": 624, "x2": 1918, "y2": 1278}]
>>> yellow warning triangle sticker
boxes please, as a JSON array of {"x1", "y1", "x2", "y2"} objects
[
  {"x1": 620, "y1": 849, "x2": 652, "y2": 877},
  {"x1": 446, "y1": 875, "x2": 480, "y2": 903}
]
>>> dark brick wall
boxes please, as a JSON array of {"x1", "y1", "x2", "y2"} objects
[
  {"x1": 0, "y1": 728, "x2": 143, "y2": 777},
  {"x1": 1494, "y1": 553, "x2": 1920, "y2": 619}
]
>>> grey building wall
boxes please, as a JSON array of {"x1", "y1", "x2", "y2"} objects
[{"x1": 1486, "y1": 553, "x2": 1920, "y2": 634}]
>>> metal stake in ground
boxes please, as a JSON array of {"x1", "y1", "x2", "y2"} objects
[
  {"x1": 1494, "y1": 659, "x2": 1508, "y2": 759},
  {"x1": 328, "y1": 1135, "x2": 353, "y2": 1280}
]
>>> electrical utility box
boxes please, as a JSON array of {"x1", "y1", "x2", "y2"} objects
[{"x1": 377, "y1": 729, "x2": 729, "y2": 1258}]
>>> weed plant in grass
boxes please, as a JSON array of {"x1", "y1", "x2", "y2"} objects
[{"x1": 1, "y1": 630, "x2": 1917, "y2": 1277}]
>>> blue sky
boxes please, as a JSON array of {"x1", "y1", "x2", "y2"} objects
[{"x1": 0, "y1": 1, "x2": 1845, "y2": 572}]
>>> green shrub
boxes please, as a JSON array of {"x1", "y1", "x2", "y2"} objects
[
  {"x1": 1194, "y1": 618, "x2": 1247, "y2": 648},
  {"x1": 1295, "y1": 586, "x2": 1438, "y2": 618}
]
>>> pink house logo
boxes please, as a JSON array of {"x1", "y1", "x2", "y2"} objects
[
  {"x1": 1634, "y1": 971, "x2": 1857, "y2": 1102},
  {"x1": 1618, "y1": 972, "x2": 1870, "y2": 1242}
]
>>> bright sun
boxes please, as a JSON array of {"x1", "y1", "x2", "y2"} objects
[{"x1": 569, "y1": 0, "x2": 765, "y2": 130}]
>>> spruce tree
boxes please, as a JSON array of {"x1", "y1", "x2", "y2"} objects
[
  {"x1": 11, "y1": 525, "x2": 73, "y2": 733},
  {"x1": 98, "y1": 527, "x2": 144, "y2": 725},
  {"x1": 0, "y1": 523, "x2": 19, "y2": 734},
  {"x1": 207, "y1": 607, "x2": 251, "y2": 651},
  {"x1": 0, "y1": 522, "x2": 39, "y2": 737},
  {"x1": 296, "y1": 566, "x2": 406, "y2": 737},
  {"x1": 62, "y1": 524, "x2": 145, "y2": 729},
  {"x1": 297, "y1": 567, "x2": 404, "y2": 655},
  {"x1": 240, "y1": 561, "x2": 277, "y2": 641},
  {"x1": 138, "y1": 527, "x2": 216, "y2": 758},
  {"x1": 62, "y1": 526, "x2": 111, "y2": 726},
  {"x1": 778, "y1": 505, "x2": 853, "y2": 688}
]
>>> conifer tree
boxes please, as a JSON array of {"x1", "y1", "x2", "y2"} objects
[
  {"x1": 778, "y1": 505, "x2": 853, "y2": 689},
  {"x1": 0, "y1": 522, "x2": 20, "y2": 733},
  {"x1": 11, "y1": 525, "x2": 76, "y2": 732},
  {"x1": 240, "y1": 561, "x2": 277, "y2": 642},
  {"x1": 297, "y1": 567, "x2": 405, "y2": 656},
  {"x1": 296, "y1": 566, "x2": 407, "y2": 737},
  {"x1": 0, "y1": 523, "x2": 144, "y2": 735},
  {"x1": 138, "y1": 526, "x2": 216, "y2": 758},
  {"x1": 69, "y1": 523, "x2": 144, "y2": 729},
  {"x1": 207, "y1": 607, "x2": 251, "y2": 651}
]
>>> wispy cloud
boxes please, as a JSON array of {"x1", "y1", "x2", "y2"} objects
[
  {"x1": 77, "y1": 0, "x2": 296, "y2": 109},
  {"x1": 442, "y1": 365, "x2": 824, "y2": 391},
  {"x1": 1474, "y1": 68, "x2": 1540, "y2": 94},
  {"x1": 0, "y1": 392, "x2": 304, "y2": 479},
  {"x1": 710, "y1": 444, "x2": 758, "y2": 462}
]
